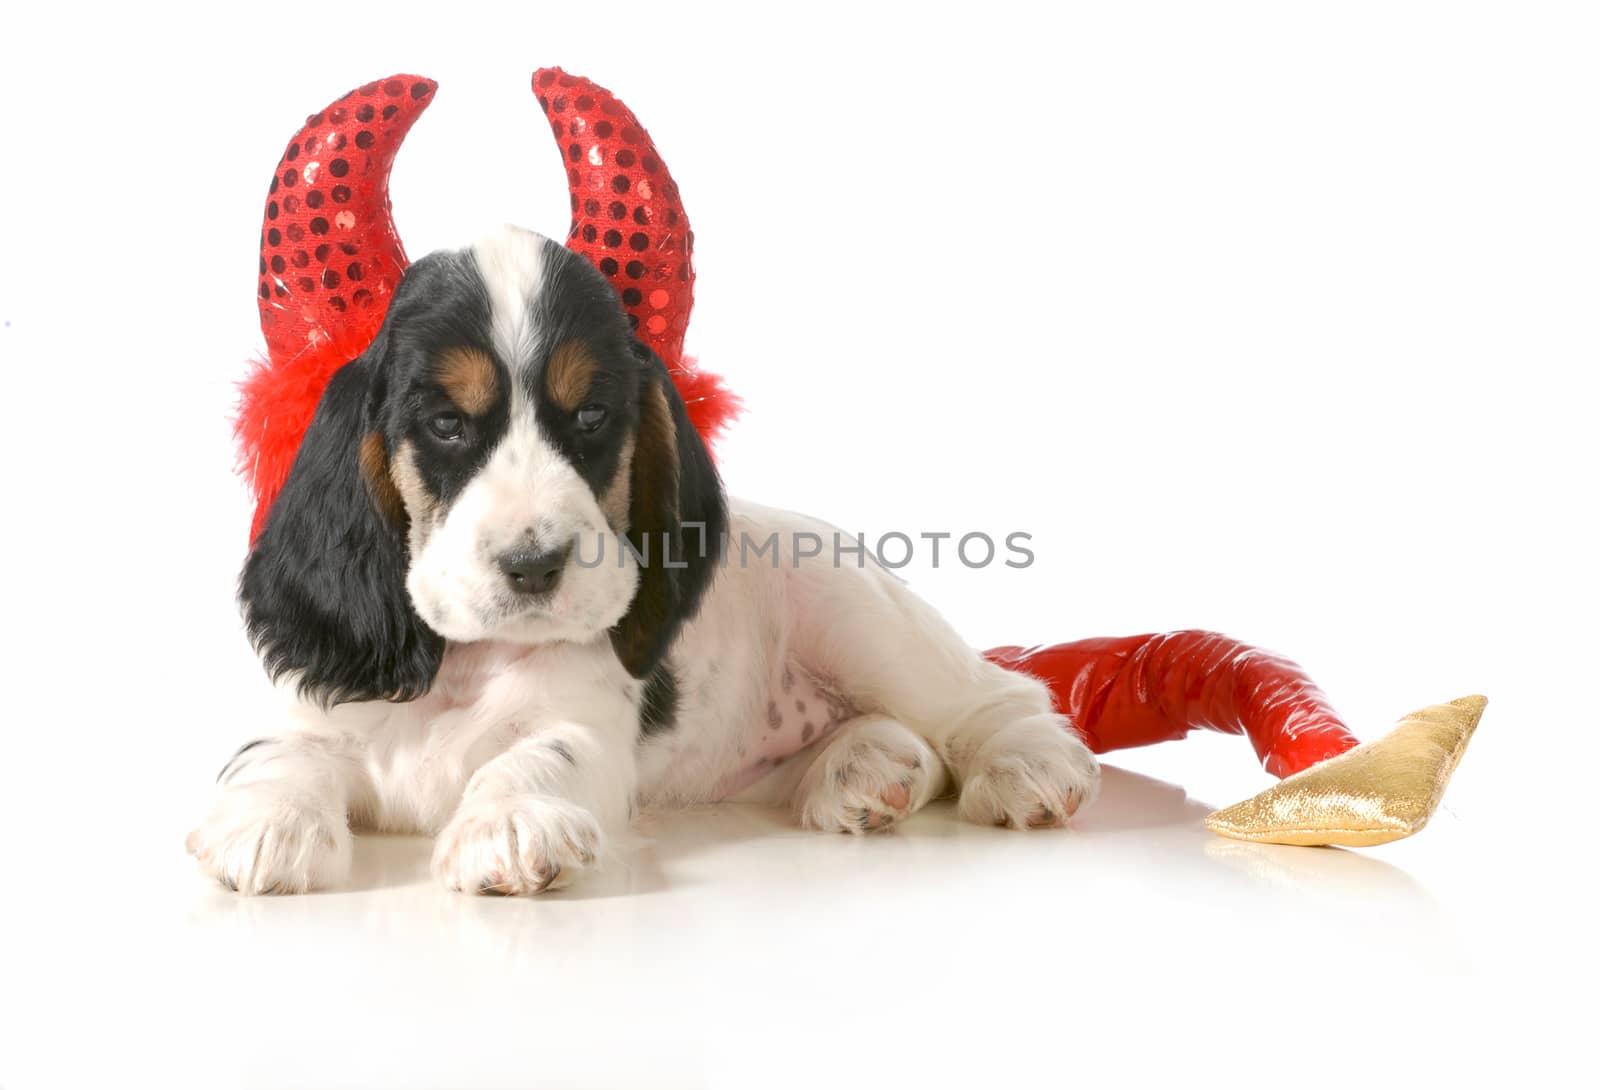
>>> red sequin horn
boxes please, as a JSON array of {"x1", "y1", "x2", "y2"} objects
[
  {"x1": 533, "y1": 67, "x2": 738, "y2": 446},
  {"x1": 239, "y1": 75, "x2": 436, "y2": 541},
  {"x1": 237, "y1": 70, "x2": 737, "y2": 542}
]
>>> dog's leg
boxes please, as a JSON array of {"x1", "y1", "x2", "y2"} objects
[
  {"x1": 793, "y1": 714, "x2": 947, "y2": 833},
  {"x1": 432, "y1": 717, "x2": 637, "y2": 895},
  {"x1": 788, "y1": 555, "x2": 1101, "y2": 829},
  {"x1": 187, "y1": 731, "x2": 367, "y2": 894}
]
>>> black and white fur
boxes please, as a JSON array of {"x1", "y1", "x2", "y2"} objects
[{"x1": 189, "y1": 225, "x2": 1101, "y2": 896}]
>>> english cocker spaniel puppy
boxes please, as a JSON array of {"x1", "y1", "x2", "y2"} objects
[{"x1": 188, "y1": 225, "x2": 1101, "y2": 895}]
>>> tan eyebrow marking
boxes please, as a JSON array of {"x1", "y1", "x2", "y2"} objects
[
  {"x1": 436, "y1": 347, "x2": 500, "y2": 415},
  {"x1": 358, "y1": 432, "x2": 405, "y2": 524},
  {"x1": 545, "y1": 340, "x2": 599, "y2": 411}
]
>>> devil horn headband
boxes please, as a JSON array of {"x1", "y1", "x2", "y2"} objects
[{"x1": 238, "y1": 68, "x2": 737, "y2": 541}]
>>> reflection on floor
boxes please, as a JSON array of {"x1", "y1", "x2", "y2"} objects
[
  {"x1": 183, "y1": 764, "x2": 1454, "y2": 968},
  {"x1": 7, "y1": 763, "x2": 1480, "y2": 1089}
]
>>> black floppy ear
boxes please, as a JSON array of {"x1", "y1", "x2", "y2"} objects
[
  {"x1": 239, "y1": 343, "x2": 443, "y2": 705},
  {"x1": 611, "y1": 343, "x2": 728, "y2": 679}
]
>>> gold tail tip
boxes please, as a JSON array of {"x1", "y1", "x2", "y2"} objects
[{"x1": 1205, "y1": 694, "x2": 1486, "y2": 848}]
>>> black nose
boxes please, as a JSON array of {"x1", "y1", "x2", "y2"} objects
[{"x1": 497, "y1": 544, "x2": 571, "y2": 596}]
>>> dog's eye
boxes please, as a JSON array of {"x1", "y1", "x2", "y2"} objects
[
  {"x1": 576, "y1": 406, "x2": 607, "y2": 433},
  {"x1": 427, "y1": 411, "x2": 465, "y2": 441}
]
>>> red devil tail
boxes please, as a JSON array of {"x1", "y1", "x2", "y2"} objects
[{"x1": 985, "y1": 631, "x2": 1361, "y2": 778}]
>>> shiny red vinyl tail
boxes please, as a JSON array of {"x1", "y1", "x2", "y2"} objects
[{"x1": 986, "y1": 631, "x2": 1361, "y2": 778}]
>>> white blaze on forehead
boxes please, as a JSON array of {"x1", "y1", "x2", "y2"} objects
[
  {"x1": 470, "y1": 224, "x2": 551, "y2": 378},
  {"x1": 467, "y1": 226, "x2": 575, "y2": 536}
]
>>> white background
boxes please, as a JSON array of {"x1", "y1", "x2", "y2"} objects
[{"x1": 1, "y1": 2, "x2": 1595, "y2": 1087}]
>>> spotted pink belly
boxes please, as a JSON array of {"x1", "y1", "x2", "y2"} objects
[{"x1": 716, "y1": 663, "x2": 858, "y2": 799}]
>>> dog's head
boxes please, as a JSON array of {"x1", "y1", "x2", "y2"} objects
[{"x1": 241, "y1": 225, "x2": 726, "y2": 704}]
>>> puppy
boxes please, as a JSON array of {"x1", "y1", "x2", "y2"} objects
[{"x1": 188, "y1": 225, "x2": 1101, "y2": 895}]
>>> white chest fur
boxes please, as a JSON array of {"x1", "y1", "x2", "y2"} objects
[{"x1": 289, "y1": 639, "x2": 640, "y2": 835}]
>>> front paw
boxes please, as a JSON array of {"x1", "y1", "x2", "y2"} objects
[
  {"x1": 432, "y1": 794, "x2": 602, "y2": 896},
  {"x1": 186, "y1": 783, "x2": 352, "y2": 895},
  {"x1": 957, "y1": 716, "x2": 1102, "y2": 830}
]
